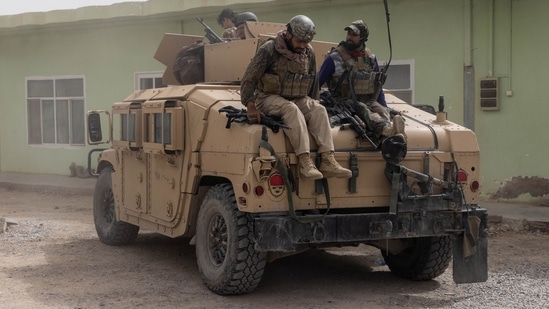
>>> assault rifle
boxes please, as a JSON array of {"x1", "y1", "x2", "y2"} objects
[
  {"x1": 219, "y1": 106, "x2": 291, "y2": 133},
  {"x1": 320, "y1": 91, "x2": 376, "y2": 147},
  {"x1": 196, "y1": 17, "x2": 223, "y2": 44},
  {"x1": 326, "y1": 66, "x2": 377, "y2": 147}
]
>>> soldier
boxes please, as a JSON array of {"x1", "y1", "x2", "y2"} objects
[
  {"x1": 318, "y1": 20, "x2": 406, "y2": 141},
  {"x1": 241, "y1": 15, "x2": 352, "y2": 180},
  {"x1": 234, "y1": 11, "x2": 258, "y2": 39},
  {"x1": 217, "y1": 8, "x2": 238, "y2": 40}
]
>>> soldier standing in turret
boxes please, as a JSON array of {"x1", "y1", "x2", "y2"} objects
[
  {"x1": 234, "y1": 11, "x2": 258, "y2": 39},
  {"x1": 217, "y1": 8, "x2": 238, "y2": 40},
  {"x1": 241, "y1": 15, "x2": 352, "y2": 180}
]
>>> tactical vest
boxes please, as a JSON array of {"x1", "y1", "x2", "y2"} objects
[
  {"x1": 259, "y1": 43, "x2": 315, "y2": 99},
  {"x1": 329, "y1": 46, "x2": 378, "y2": 99}
]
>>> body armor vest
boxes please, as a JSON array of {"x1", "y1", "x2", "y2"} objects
[
  {"x1": 329, "y1": 46, "x2": 378, "y2": 100},
  {"x1": 259, "y1": 44, "x2": 315, "y2": 99}
]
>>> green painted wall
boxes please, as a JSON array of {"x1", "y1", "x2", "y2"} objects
[
  {"x1": 0, "y1": 19, "x2": 181, "y2": 174},
  {"x1": 471, "y1": 0, "x2": 549, "y2": 198},
  {"x1": 1, "y1": 0, "x2": 548, "y2": 202}
]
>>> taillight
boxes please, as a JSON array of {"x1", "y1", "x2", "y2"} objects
[
  {"x1": 457, "y1": 170, "x2": 467, "y2": 182},
  {"x1": 242, "y1": 182, "x2": 249, "y2": 194},
  {"x1": 254, "y1": 186, "x2": 264, "y2": 196},
  {"x1": 470, "y1": 180, "x2": 480, "y2": 192}
]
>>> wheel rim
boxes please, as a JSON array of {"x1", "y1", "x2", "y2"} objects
[
  {"x1": 207, "y1": 213, "x2": 228, "y2": 266},
  {"x1": 101, "y1": 188, "x2": 115, "y2": 225}
]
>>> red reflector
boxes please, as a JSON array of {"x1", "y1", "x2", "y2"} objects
[
  {"x1": 254, "y1": 186, "x2": 264, "y2": 196},
  {"x1": 269, "y1": 174, "x2": 284, "y2": 186},
  {"x1": 457, "y1": 171, "x2": 467, "y2": 182},
  {"x1": 242, "y1": 182, "x2": 249, "y2": 194},
  {"x1": 470, "y1": 181, "x2": 480, "y2": 192}
]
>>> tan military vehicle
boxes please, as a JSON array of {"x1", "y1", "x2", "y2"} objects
[{"x1": 87, "y1": 18, "x2": 488, "y2": 295}]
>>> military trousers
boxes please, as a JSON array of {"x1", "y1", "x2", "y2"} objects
[
  {"x1": 255, "y1": 94, "x2": 334, "y2": 156},
  {"x1": 355, "y1": 99, "x2": 391, "y2": 134}
]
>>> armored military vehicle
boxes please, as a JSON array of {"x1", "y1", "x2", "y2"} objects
[{"x1": 87, "y1": 16, "x2": 487, "y2": 295}]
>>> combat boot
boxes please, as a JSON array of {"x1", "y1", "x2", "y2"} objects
[
  {"x1": 392, "y1": 115, "x2": 406, "y2": 138},
  {"x1": 319, "y1": 151, "x2": 352, "y2": 178},
  {"x1": 381, "y1": 115, "x2": 406, "y2": 141},
  {"x1": 298, "y1": 153, "x2": 323, "y2": 180}
]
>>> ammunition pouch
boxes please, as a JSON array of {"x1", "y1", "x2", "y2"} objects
[
  {"x1": 261, "y1": 73, "x2": 280, "y2": 94},
  {"x1": 353, "y1": 71, "x2": 377, "y2": 95},
  {"x1": 335, "y1": 71, "x2": 387, "y2": 99},
  {"x1": 261, "y1": 72, "x2": 314, "y2": 98},
  {"x1": 281, "y1": 72, "x2": 314, "y2": 98}
]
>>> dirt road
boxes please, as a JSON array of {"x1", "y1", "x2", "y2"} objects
[{"x1": 1, "y1": 187, "x2": 548, "y2": 308}]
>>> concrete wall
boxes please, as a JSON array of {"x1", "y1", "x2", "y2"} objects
[{"x1": 1, "y1": 0, "x2": 548, "y2": 202}]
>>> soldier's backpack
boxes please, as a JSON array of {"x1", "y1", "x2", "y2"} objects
[{"x1": 173, "y1": 40, "x2": 206, "y2": 85}]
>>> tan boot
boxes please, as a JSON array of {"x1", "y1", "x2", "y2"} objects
[
  {"x1": 381, "y1": 115, "x2": 407, "y2": 141},
  {"x1": 319, "y1": 151, "x2": 352, "y2": 178},
  {"x1": 381, "y1": 125, "x2": 394, "y2": 137},
  {"x1": 298, "y1": 153, "x2": 323, "y2": 180},
  {"x1": 392, "y1": 115, "x2": 406, "y2": 136}
]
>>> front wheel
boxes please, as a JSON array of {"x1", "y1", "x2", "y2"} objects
[
  {"x1": 195, "y1": 184, "x2": 267, "y2": 295},
  {"x1": 382, "y1": 236, "x2": 452, "y2": 281},
  {"x1": 93, "y1": 167, "x2": 139, "y2": 245}
]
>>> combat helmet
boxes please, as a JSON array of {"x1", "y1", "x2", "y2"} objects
[
  {"x1": 287, "y1": 15, "x2": 316, "y2": 43},
  {"x1": 234, "y1": 11, "x2": 258, "y2": 26},
  {"x1": 345, "y1": 20, "x2": 369, "y2": 42}
]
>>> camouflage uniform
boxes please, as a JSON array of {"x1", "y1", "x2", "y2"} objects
[
  {"x1": 241, "y1": 21, "x2": 351, "y2": 180},
  {"x1": 319, "y1": 20, "x2": 405, "y2": 140},
  {"x1": 325, "y1": 46, "x2": 391, "y2": 135},
  {"x1": 222, "y1": 26, "x2": 238, "y2": 40},
  {"x1": 240, "y1": 36, "x2": 331, "y2": 156}
]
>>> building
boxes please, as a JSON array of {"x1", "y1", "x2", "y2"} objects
[{"x1": 0, "y1": 0, "x2": 547, "y2": 202}]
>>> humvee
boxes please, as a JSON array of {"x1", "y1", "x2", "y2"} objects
[{"x1": 87, "y1": 17, "x2": 488, "y2": 295}]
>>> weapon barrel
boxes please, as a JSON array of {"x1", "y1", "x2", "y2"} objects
[{"x1": 196, "y1": 17, "x2": 223, "y2": 43}]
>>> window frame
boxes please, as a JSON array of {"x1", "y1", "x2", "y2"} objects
[
  {"x1": 134, "y1": 71, "x2": 165, "y2": 90},
  {"x1": 26, "y1": 75, "x2": 86, "y2": 147},
  {"x1": 379, "y1": 59, "x2": 415, "y2": 104}
]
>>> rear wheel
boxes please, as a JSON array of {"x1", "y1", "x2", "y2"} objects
[
  {"x1": 382, "y1": 236, "x2": 452, "y2": 280},
  {"x1": 195, "y1": 184, "x2": 267, "y2": 295},
  {"x1": 93, "y1": 167, "x2": 139, "y2": 245}
]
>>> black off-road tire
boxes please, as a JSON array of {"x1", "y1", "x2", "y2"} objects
[
  {"x1": 195, "y1": 184, "x2": 267, "y2": 295},
  {"x1": 93, "y1": 167, "x2": 139, "y2": 246},
  {"x1": 382, "y1": 236, "x2": 452, "y2": 280}
]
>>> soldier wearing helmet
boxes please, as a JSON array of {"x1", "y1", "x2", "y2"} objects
[
  {"x1": 240, "y1": 15, "x2": 352, "y2": 180},
  {"x1": 318, "y1": 20, "x2": 406, "y2": 142},
  {"x1": 234, "y1": 11, "x2": 258, "y2": 39}
]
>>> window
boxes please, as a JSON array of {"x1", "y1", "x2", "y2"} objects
[
  {"x1": 27, "y1": 77, "x2": 85, "y2": 146},
  {"x1": 135, "y1": 71, "x2": 166, "y2": 90},
  {"x1": 142, "y1": 100, "x2": 184, "y2": 154},
  {"x1": 381, "y1": 60, "x2": 414, "y2": 104}
]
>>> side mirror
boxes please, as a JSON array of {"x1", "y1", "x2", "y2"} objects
[
  {"x1": 88, "y1": 113, "x2": 102, "y2": 142},
  {"x1": 87, "y1": 110, "x2": 111, "y2": 145}
]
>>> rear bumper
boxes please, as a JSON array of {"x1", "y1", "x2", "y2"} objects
[{"x1": 252, "y1": 207, "x2": 487, "y2": 252}]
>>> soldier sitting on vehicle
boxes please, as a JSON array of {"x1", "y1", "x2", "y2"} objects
[
  {"x1": 241, "y1": 15, "x2": 352, "y2": 180},
  {"x1": 318, "y1": 20, "x2": 406, "y2": 146}
]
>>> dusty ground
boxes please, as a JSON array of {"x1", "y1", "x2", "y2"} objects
[{"x1": 1, "y1": 187, "x2": 548, "y2": 309}]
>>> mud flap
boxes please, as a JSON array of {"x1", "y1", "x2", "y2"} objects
[{"x1": 452, "y1": 216, "x2": 488, "y2": 283}]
